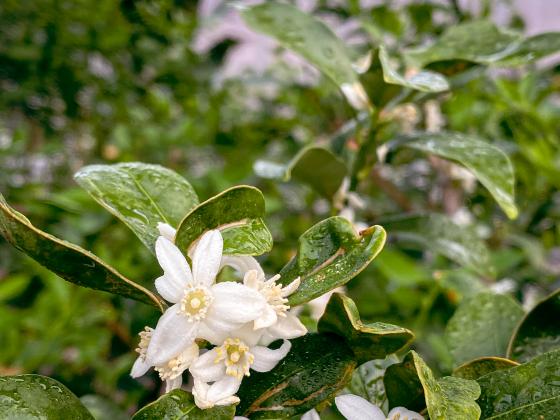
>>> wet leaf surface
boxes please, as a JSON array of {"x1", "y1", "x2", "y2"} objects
[
  {"x1": 0, "y1": 193, "x2": 164, "y2": 309},
  {"x1": 453, "y1": 357, "x2": 519, "y2": 380},
  {"x1": 75, "y1": 163, "x2": 199, "y2": 252},
  {"x1": 318, "y1": 293, "x2": 414, "y2": 363}
]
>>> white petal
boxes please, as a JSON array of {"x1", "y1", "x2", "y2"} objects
[
  {"x1": 157, "y1": 222, "x2": 177, "y2": 241},
  {"x1": 253, "y1": 306, "x2": 278, "y2": 330},
  {"x1": 189, "y1": 348, "x2": 226, "y2": 382},
  {"x1": 197, "y1": 322, "x2": 229, "y2": 345},
  {"x1": 301, "y1": 409, "x2": 321, "y2": 420},
  {"x1": 220, "y1": 255, "x2": 265, "y2": 278},
  {"x1": 154, "y1": 274, "x2": 184, "y2": 304},
  {"x1": 234, "y1": 417, "x2": 250, "y2": 420},
  {"x1": 208, "y1": 282, "x2": 266, "y2": 324},
  {"x1": 265, "y1": 312, "x2": 307, "y2": 341},
  {"x1": 130, "y1": 357, "x2": 151, "y2": 378},
  {"x1": 165, "y1": 376, "x2": 183, "y2": 393},
  {"x1": 335, "y1": 395, "x2": 385, "y2": 420},
  {"x1": 145, "y1": 304, "x2": 199, "y2": 365},
  {"x1": 155, "y1": 237, "x2": 192, "y2": 300},
  {"x1": 251, "y1": 340, "x2": 291, "y2": 372},
  {"x1": 207, "y1": 376, "x2": 242, "y2": 403},
  {"x1": 280, "y1": 277, "x2": 300, "y2": 297},
  {"x1": 193, "y1": 378, "x2": 240, "y2": 409},
  {"x1": 387, "y1": 407, "x2": 424, "y2": 420},
  {"x1": 192, "y1": 230, "x2": 223, "y2": 287}
]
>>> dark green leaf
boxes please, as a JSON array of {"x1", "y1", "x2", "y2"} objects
[
  {"x1": 445, "y1": 292, "x2": 524, "y2": 365},
  {"x1": 0, "y1": 374, "x2": 93, "y2": 419},
  {"x1": 384, "y1": 351, "x2": 481, "y2": 419},
  {"x1": 236, "y1": 333, "x2": 356, "y2": 418},
  {"x1": 380, "y1": 213, "x2": 494, "y2": 276},
  {"x1": 379, "y1": 46, "x2": 449, "y2": 92},
  {"x1": 241, "y1": 2, "x2": 371, "y2": 111},
  {"x1": 453, "y1": 357, "x2": 519, "y2": 380},
  {"x1": 477, "y1": 349, "x2": 560, "y2": 419},
  {"x1": 318, "y1": 293, "x2": 414, "y2": 363},
  {"x1": 0, "y1": 193, "x2": 164, "y2": 309},
  {"x1": 255, "y1": 146, "x2": 348, "y2": 198},
  {"x1": 507, "y1": 288, "x2": 560, "y2": 363},
  {"x1": 279, "y1": 217, "x2": 386, "y2": 305},
  {"x1": 132, "y1": 389, "x2": 235, "y2": 420},
  {"x1": 74, "y1": 163, "x2": 199, "y2": 252},
  {"x1": 401, "y1": 132, "x2": 518, "y2": 219},
  {"x1": 175, "y1": 186, "x2": 272, "y2": 257}
]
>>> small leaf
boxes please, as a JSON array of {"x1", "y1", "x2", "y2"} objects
[
  {"x1": 318, "y1": 293, "x2": 414, "y2": 363},
  {"x1": 379, "y1": 46, "x2": 449, "y2": 92},
  {"x1": 0, "y1": 193, "x2": 164, "y2": 309},
  {"x1": 254, "y1": 146, "x2": 348, "y2": 198},
  {"x1": 74, "y1": 163, "x2": 199, "y2": 252},
  {"x1": 453, "y1": 357, "x2": 519, "y2": 380},
  {"x1": 0, "y1": 374, "x2": 93, "y2": 419},
  {"x1": 236, "y1": 333, "x2": 356, "y2": 418},
  {"x1": 507, "y1": 288, "x2": 560, "y2": 363},
  {"x1": 280, "y1": 217, "x2": 386, "y2": 305},
  {"x1": 477, "y1": 349, "x2": 560, "y2": 419},
  {"x1": 241, "y1": 2, "x2": 371, "y2": 111},
  {"x1": 400, "y1": 132, "x2": 518, "y2": 219},
  {"x1": 384, "y1": 351, "x2": 481, "y2": 419},
  {"x1": 380, "y1": 213, "x2": 494, "y2": 276},
  {"x1": 175, "y1": 186, "x2": 272, "y2": 257},
  {"x1": 132, "y1": 389, "x2": 235, "y2": 420},
  {"x1": 404, "y1": 20, "x2": 521, "y2": 67},
  {"x1": 445, "y1": 292, "x2": 524, "y2": 366}
]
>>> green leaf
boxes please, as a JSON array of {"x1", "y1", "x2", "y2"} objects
[
  {"x1": 453, "y1": 357, "x2": 519, "y2": 380},
  {"x1": 241, "y1": 2, "x2": 371, "y2": 111},
  {"x1": 345, "y1": 355, "x2": 399, "y2": 411},
  {"x1": 318, "y1": 293, "x2": 414, "y2": 363},
  {"x1": 236, "y1": 333, "x2": 356, "y2": 418},
  {"x1": 175, "y1": 186, "x2": 272, "y2": 257},
  {"x1": 400, "y1": 132, "x2": 518, "y2": 219},
  {"x1": 279, "y1": 217, "x2": 386, "y2": 306},
  {"x1": 404, "y1": 20, "x2": 521, "y2": 67},
  {"x1": 507, "y1": 288, "x2": 560, "y2": 363},
  {"x1": 0, "y1": 193, "x2": 164, "y2": 310},
  {"x1": 445, "y1": 292, "x2": 524, "y2": 366},
  {"x1": 379, "y1": 46, "x2": 449, "y2": 92},
  {"x1": 380, "y1": 213, "x2": 494, "y2": 276},
  {"x1": 0, "y1": 374, "x2": 94, "y2": 419},
  {"x1": 132, "y1": 389, "x2": 235, "y2": 419},
  {"x1": 74, "y1": 163, "x2": 199, "y2": 253},
  {"x1": 254, "y1": 146, "x2": 348, "y2": 198},
  {"x1": 80, "y1": 395, "x2": 127, "y2": 420},
  {"x1": 477, "y1": 349, "x2": 560, "y2": 419},
  {"x1": 384, "y1": 351, "x2": 481, "y2": 419},
  {"x1": 498, "y1": 32, "x2": 560, "y2": 66}
]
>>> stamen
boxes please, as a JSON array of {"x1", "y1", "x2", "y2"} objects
[{"x1": 179, "y1": 286, "x2": 213, "y2": 321}]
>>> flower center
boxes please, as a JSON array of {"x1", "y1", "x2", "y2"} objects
[
  {"x1": 180, "y1": 286, "x2": 213, "y2": 321},
  {"x1": 135, "y1": 326, "x2": 153, "y2": 360},
  {"x1": 215, "y1": 338, "x2": 254, "y2": 379}
]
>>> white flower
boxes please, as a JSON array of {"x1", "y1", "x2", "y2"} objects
[
  {"x1": 189, "y1": 324, "x2": 292, "y2": 408},
  {"x1": 192, "y1": 377, "x2": 241, "y2": 410},
  {"x1": 130, "y1": 326, "x2": 199, "y2": 392},
  {"x1": 335, "y1": 394, "x2": 424, "y2": 420},
  {"x1": 305, "y1": 286, "x2": 346, "y2": 320},
  {"x1": 145, "y1": 230, "x2": 267, "y2": 366},
  {"x1": 157, "y1": 222, "x2": 176, "y2": 242}
]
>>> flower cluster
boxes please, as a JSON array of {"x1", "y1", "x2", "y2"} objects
[{"x1": 130, "y1": 224, "x2": 307, "y2": 409}]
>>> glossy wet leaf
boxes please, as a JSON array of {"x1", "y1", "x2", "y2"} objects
[
  {"x1": 453, "y1": 357, "x2": 519, "y2": 381},
  {"x1": 507, "y1": 288, "x2": 560, "y2": 363},
  {"x1": 132, "y1": 389, "x2": 235, "y2": 420},
  {"x1": 401, "y1": 132, "x2": 518, "y2": 219},
  {"x1": 445, "y1": 292, "x2": 524, "y2": 366},
  {"x1": 404, "y1": 21, "x2": 521, "y2": 67},
  {"x1": 236, "y1": 333, "x2": 356, "y2": 418},
  {"x1": 345, "y1": 355, "x2": 399, "y2": 411},
  {"x1": 175, "y1": 186, "x2": 272, "y2": 257},
  {"x1": 74, "y1": 163, "x2": 199, "y2": 252},
  {"x1": 241, "y1": 2, "x2": 371, "y2": 111},
  {"x1": 379, "y1": 46, "x2": 449, "y2": 92},
  {"x1": 80, "y1": 395, "x2": 127, "y2": 420},
  {"x1": 477, "y1": 349, "x2": 560, "y2": 419},
  {"x1": 254, "y1": 146, "x2": 347, "y2": 198},
  {"x1": 318, "y1": 293, "x2": 414, "y2": 363},
  {"x1": 279, "y1": 217, "x2": 386, "y2": 305},
  {"x1": 380, "y1": 213, "x2": 494, "y2": 276},
  {"x1": 0, "y1": 374, "x2": 93, "y2": 419},
  {"x1": 384, "y1": 351, "x2": 481, "y2": 419},
  {"x1": 0, "y1": 193, "x2": 164, "y2": 309}
]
